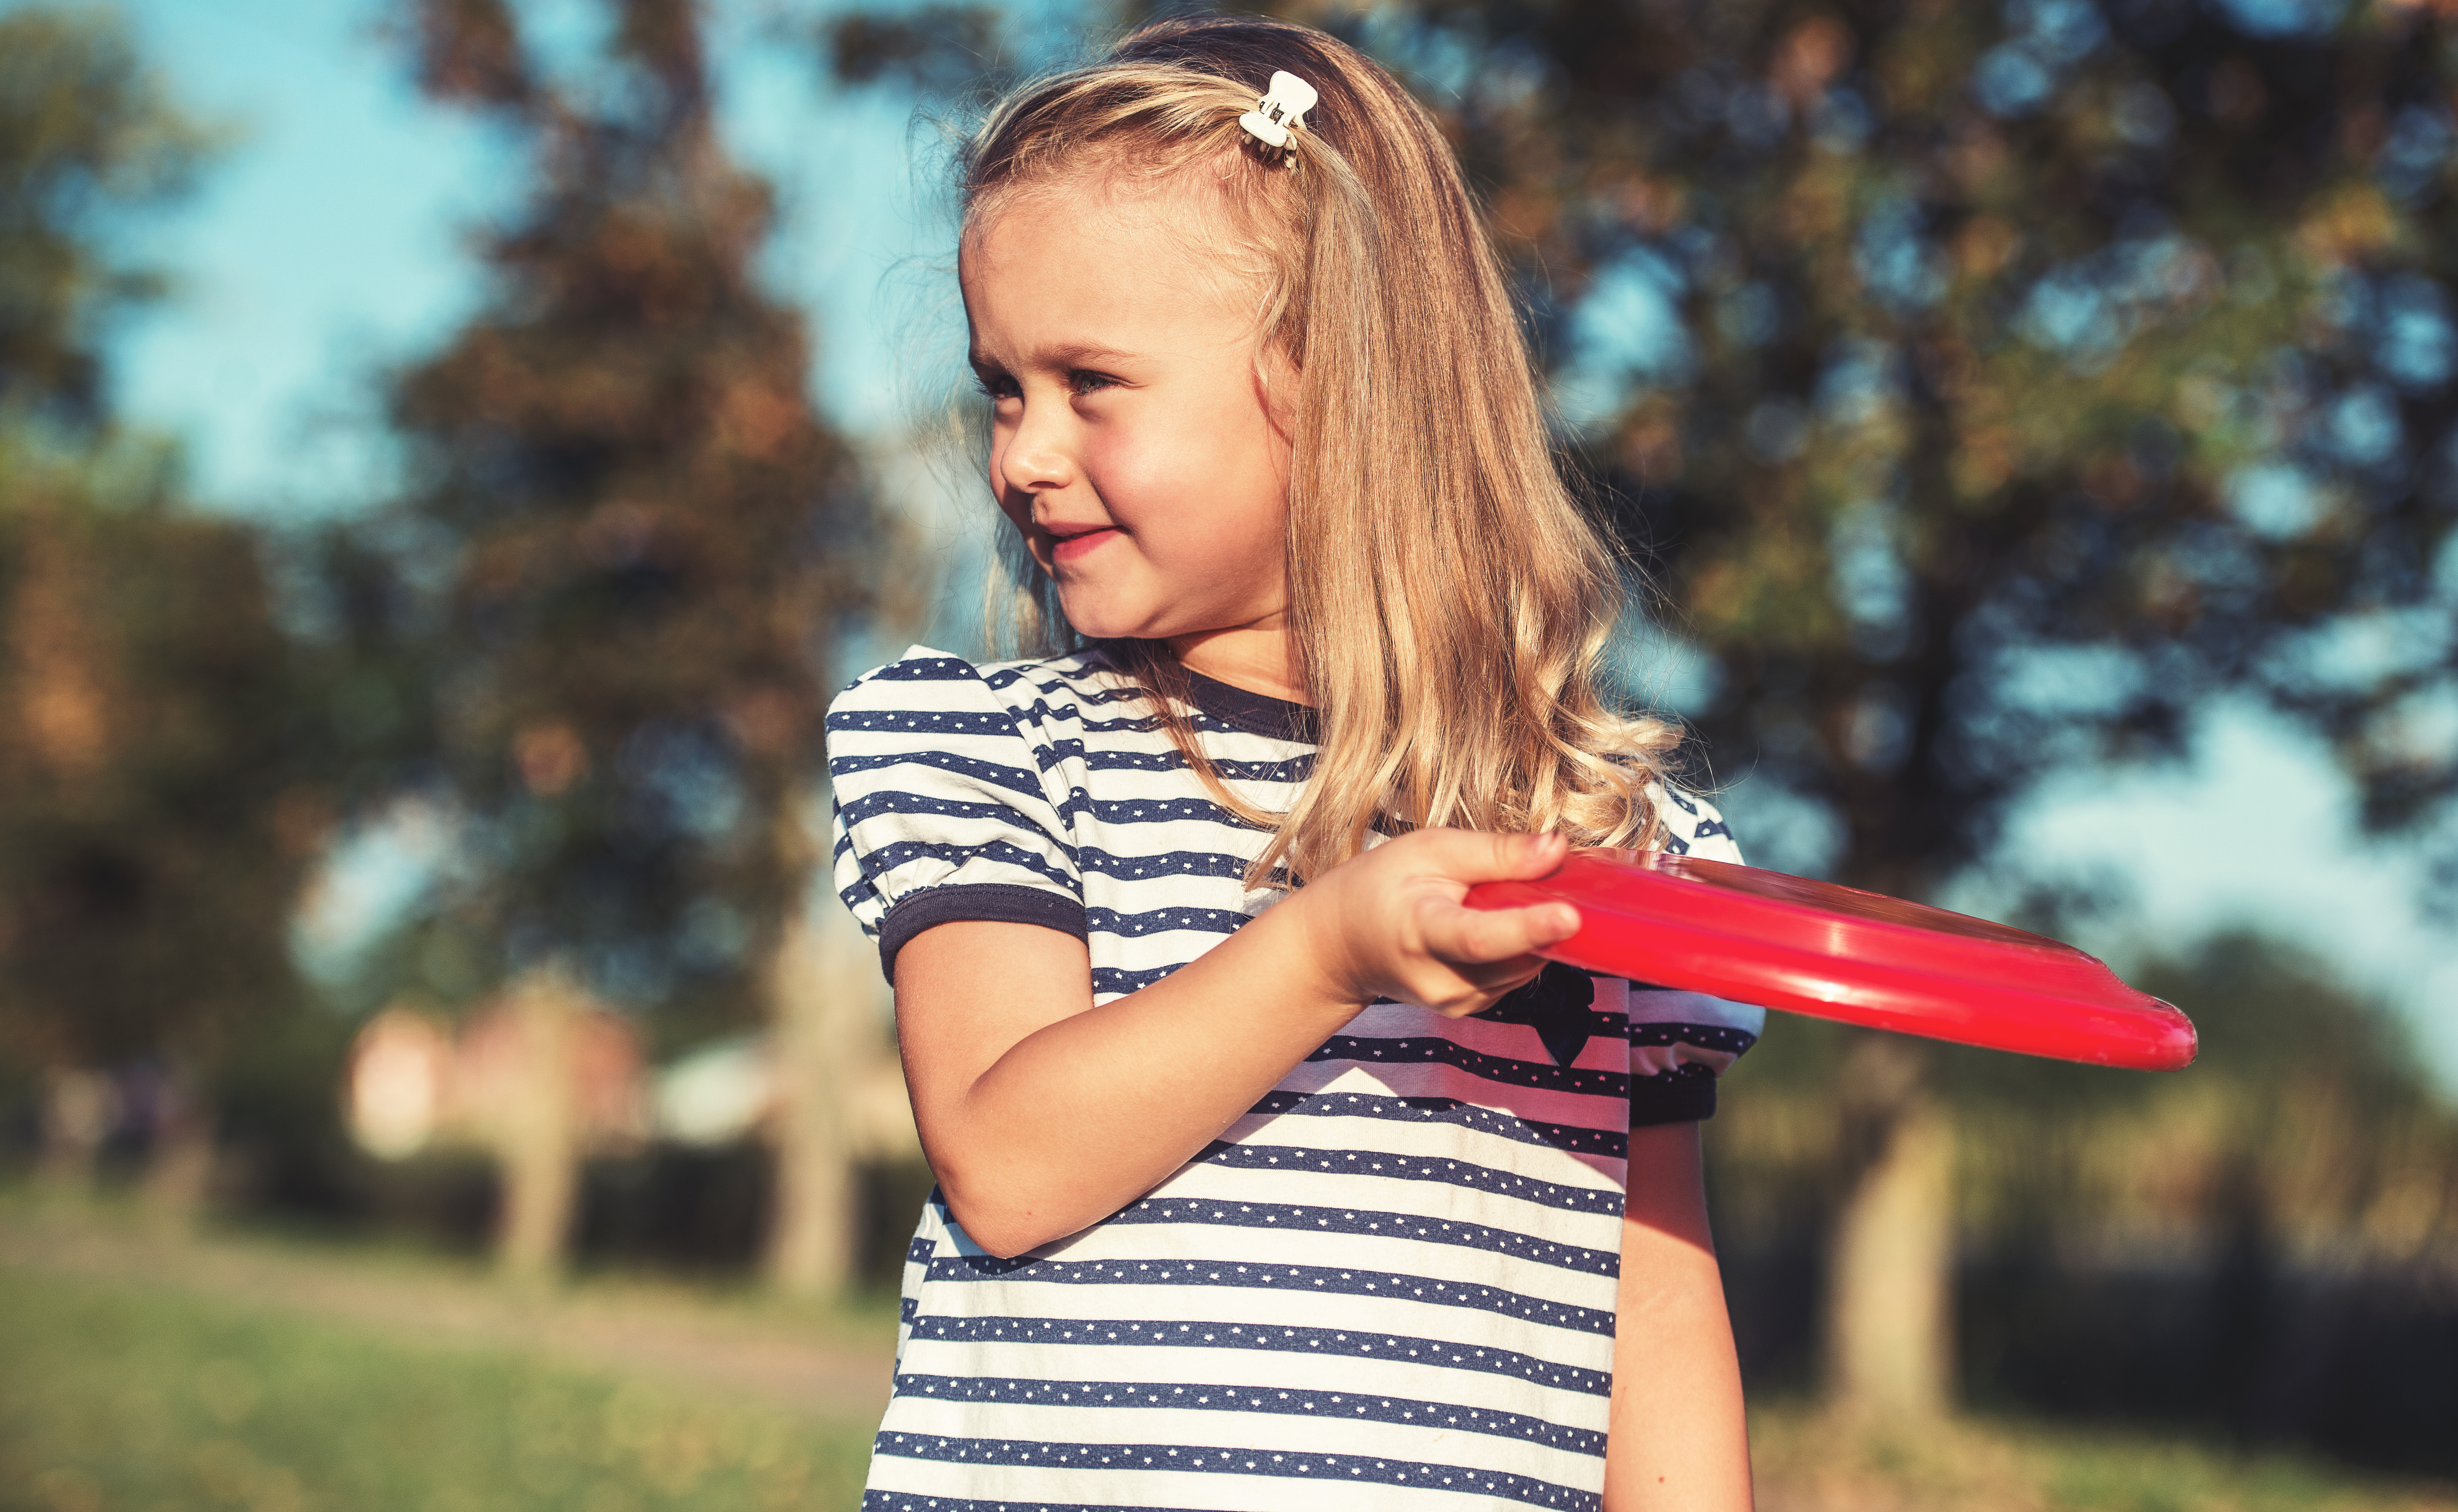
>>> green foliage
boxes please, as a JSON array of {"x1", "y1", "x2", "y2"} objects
[
  {"x1": 1247, "y1": 0, "x2": 2458, "y2": 896},
  {"x1": 827, "y1": 6, "x2": 1011, "y2": 96},
  {"x1": 372, "y1": 0, "x2": 875, "y2": 1015},
  {"x1": 0, "y1": 1266, "x2": 874, "y2": 1510},
  {"x1": 0, "y1": 6, "x2": 303, "y2": 1088},
  {"x1": 0, "y1": 458, "x2": 308, "y2": 1073},
  {"x1": 0, "y1": 5, "x2": 209, "y2": 435}
]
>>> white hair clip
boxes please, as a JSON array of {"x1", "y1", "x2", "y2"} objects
[{"x1": 1239, "y1": 70, "x2": 1319, "y2": 163}]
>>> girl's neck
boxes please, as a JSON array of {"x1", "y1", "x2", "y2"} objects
[{"x1": 1167, "y1": 626, "x2": 1310, "y2": 706}]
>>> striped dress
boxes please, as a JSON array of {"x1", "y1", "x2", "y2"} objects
[{"x1": 827, "y1": 647, "x2": 1763, "y2": 1512}]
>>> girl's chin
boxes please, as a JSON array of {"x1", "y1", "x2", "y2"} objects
[{"x1": 1058, "y1": 599, "x2": 1177, "y2": 643}]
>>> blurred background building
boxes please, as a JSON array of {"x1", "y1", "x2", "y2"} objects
[{"x1": 2, "y1": 0, "x2": 2455, "y2": 1506}]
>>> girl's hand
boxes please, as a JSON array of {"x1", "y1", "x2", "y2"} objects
[{"x1": 1292, "y1": 829, "x2": 1582, "y2": 1017}]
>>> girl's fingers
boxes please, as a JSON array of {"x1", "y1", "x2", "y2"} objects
[
  {"x1": 1423, "y1": 895, "x2": 1580, "y2": 964},
  {"x1": 1405, "y1": 827, "x2": 1570, "y2": 882}
]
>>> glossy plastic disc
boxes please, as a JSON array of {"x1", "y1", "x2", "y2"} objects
[{"x1": 1464, "y1": 850, "x2": 2196, "y2": 1071}]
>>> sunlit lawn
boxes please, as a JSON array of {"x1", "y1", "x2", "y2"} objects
[
  {"x1": 3, "y1": 1245, "x2": 2452, "y2": 1512},
  {"x1": 1749, "y1": 1404, "x2": 2458, "y2": 1512},
  {"x1": 0, "y1": 1267, "x2": 875, "y2": 1512}
]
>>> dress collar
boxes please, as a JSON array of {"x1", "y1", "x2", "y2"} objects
[{"x1": 1185, "y1": 668, "x2": 1320, "y2": 744}]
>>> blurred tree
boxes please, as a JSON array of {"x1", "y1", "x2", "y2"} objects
[
  {"x1": 387, "y1": 0, "x2": 873, "y2": 1283},
  {"x1": 0, "y1": 465, "x2": 308, "y2": 1202},
  {"x1": 0, "y1": 7, "x2": 304, "y2": 1212},
  {"x1": 826, "y1": 4, "x2": 1010, "y2": 97},
  {"x1": 0, "y1": 6, "x2": 207, "y2": 434},
  {"x1": 1183, "y1": 0, "x2": 2458, "y2": 1420},
  {"x1": 1711, "y1": 931, "x2": 2458, "y2": 1456}
]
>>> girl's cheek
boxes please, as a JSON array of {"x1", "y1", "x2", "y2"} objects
[{"x1": 1078, "y1": 423, "x2": 1202, "y2": 525}]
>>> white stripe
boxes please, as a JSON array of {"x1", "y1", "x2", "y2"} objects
[
  {"x1": 1206, "y1": 1111, "x2": 1627, "y2": 1194},
  {"x1": 866, "y1": 1456, "x2": 1567, "y2": 1511}
]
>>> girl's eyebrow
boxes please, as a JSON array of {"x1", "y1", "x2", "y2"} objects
[{"x1": 970, "y1": 341, "x2": 1142, "y2": 374}]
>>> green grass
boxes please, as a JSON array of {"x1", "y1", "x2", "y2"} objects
[
  {"x1": 5, "y1": 1229, "x2": 2451, "y2": 1512},
  {"x1": 1748, "y1": 1403, "x2": 2458, "y2": 1512},
  {"x1": 0, "y1": 1268, "x2": 876, "y2": 1512}
]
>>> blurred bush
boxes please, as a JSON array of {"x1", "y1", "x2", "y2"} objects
[
  {"x1": 0, "y1": 8, "x2": 310, "y2": 1211},
  {"x1": 1712, "y1": 932, "x2": 2458, "y2": 1473}
]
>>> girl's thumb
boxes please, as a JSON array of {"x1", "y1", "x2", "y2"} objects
[{"x1": 1513, "y1": 831, "x2": 1568, "y2": 874}]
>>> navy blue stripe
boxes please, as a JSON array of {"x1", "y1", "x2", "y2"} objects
[
  {"x1": 860, "y1": 656, "x2": 980, "y2": 683},
  {"x1": 1079, "y1": 845, "x2": 1253, "y2": 883},
  {"x1": 1084, "y1": 904, "x2": 1251, "y2": 940},
  {"x1": 1245, "y1": 1088, "x2": 1630, "y2": 1160},
  {"x1": 1627, "y1": 1022, "x2": 1758, "y2": 1054},
  {"x1": 1094, "y1": 963, "x2": 1178, "y2": 996},
  {"x1": 983, "y1": 664, "x2": 1147, "y2": 707},
  {"x1": 1006, "y1": 698, "x2": 1171, "y2": 739},
  {"x1": 899, "y1": 1313, "x2": 1612, "y2": 1397},
  {"x1": 1098, "y1": 1193, "x2": 1621, "y2": 1278},
  {"x1": 992, "y1": 692, "x2": 1319, "y2": 751},
  {"x1": 982, "y1": 665, "x2": 1322, "y2": 749},
  {"x1": 1074, "y1": 744, "x2": 1314, "y2": 782},
  {"x1": 1062, "y1": 793, "x2": 1248, "y2": 827},
  {"x1": 830, "y1": 746, "x2": 1051, "y2": 800},
  {"x1": 886, "y1": 1372, "x2": 1605, "y2": 1456},
  {"x1": 838, "y1": 788, "x2": 1056, "y2": 832},
  {"x1": 917, "y1": 1252, "x2": 1615, "y2": 1336},
  {"x1": 870, "y1": 1431, "x2": 1590, "y2": 1509},
  {"x1": 1306, "y1": 1034, "x2": 1633, "y2": 1099},
  {"x1": 828, "y1": 707, "x2": 1018, "y2": 737}
]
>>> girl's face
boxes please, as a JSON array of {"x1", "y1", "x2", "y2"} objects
[{"x1": 961, "y1": 187, "x2": 1294, "y2": 667}]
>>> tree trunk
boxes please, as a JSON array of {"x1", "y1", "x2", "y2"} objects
[
  {"x1": 140, "y1": 1061, "x2": 215, "y2": 1227},
  {"x1": 35, "y1": 1066, "x2": 117, "y2": 1198},
  {"x1": 494, "y1": 967, "x2": 583, "y2": 1282},
  {"x1": 1823, "y1": 1035, "x2": 1956, "y2": 1423},
  {"x1": 762, "y1": 899, "x2": 879, "y2": 1297}
]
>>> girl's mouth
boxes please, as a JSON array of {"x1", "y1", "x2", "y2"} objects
[{"x1": 1050, "y1": 527, "x2": 1120, "y2": 564}]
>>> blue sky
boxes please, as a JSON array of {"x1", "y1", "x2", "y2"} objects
[{"x1": 32, "y1": 0, "x2": 2456, "y2": 1087}]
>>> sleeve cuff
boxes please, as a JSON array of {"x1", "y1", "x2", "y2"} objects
[
  {"x1": 875, "y1": 883, "x2": 1087, "y2": 983},
  {"x1": 1629, "y1": 1075, "x2": 1719, "y2": 1127}
]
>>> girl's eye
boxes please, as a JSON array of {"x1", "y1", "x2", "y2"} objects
[
  {"x1": 1067, "y1": 370, "x2": 1118, "y2": 397},
  {"x1": 974, "y1": 373, "x2": 1020, "y2": 402}
]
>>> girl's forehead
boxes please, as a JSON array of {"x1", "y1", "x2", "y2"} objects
[{"x1": 961, "y1": 186, "x2": 1257, "y2": 336}]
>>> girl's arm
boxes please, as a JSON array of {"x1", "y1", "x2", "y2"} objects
[
  {"x1": 1604, "y1": 1120, "x2": 1754, "y2": 1511},
  {"x1": 890, "y1": 829, "x2": 1580, "y2": 1257}
]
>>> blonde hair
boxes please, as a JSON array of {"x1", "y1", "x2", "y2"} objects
[{"x1": 962, "y1": 15, "x2": 1678, "y2": 886}]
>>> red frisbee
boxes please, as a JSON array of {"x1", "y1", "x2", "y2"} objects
[{"x1": 1464, "y1": 850, "x2": 2196, "y2": 1071}]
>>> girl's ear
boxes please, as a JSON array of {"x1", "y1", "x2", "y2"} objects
[{"x1": 1254, "y1": 339, "x2": 1302, "y2": 441}]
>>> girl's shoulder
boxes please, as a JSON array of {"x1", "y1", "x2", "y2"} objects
[
  {"x1": 1648, "y1": 780, "x2": 1743, "y2": 865},
  {"x1": 829, "y1": 644, "x2": 1148, "y2": 749}
]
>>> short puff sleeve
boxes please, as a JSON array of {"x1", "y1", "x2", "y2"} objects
[
  {"x1": 1627, "y1": 785, "x2": 1766, "y2": 1125},
  {"x1": 827, "y1": 648, "x2": 1083, "y2": 981}
]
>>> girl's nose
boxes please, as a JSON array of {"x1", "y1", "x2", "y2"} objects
[{"x1": 998, "y1": 402, "x2": 1075, "y2": 495}]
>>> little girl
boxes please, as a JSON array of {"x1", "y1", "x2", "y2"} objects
[{"x1": 828, "y1": 17, "x2": 1763, "y2": 1510}]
